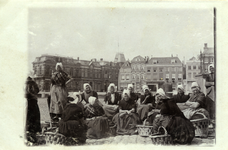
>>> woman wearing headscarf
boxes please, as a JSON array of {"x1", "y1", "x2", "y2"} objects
[
  {"x1": 50, "y1": 62, "x2": 73, "y2": 122},
  {"x1": 58, "y1": 92, "x2": 86, "y2": 143},
  {"x1": 103, "y1": 83, "x2": 121, "y2": 119},
  {"x1": 127, "y1": 84, "x2": 139, "y2": 103},
  {"x1": 181, "y1": 82, "x2": 209, "y2": 120},
  {"x1": 84, "y1": 96, "x2": 109, "y2": 139},
  {"x1": 25, "y1": 76, "x2": 41, "y2": 143},
  {"x1": 152, "y1": 88, "x2": 195, "y2": 144},
  {"x1": 205, "y1": 64, "x2": 215, "y2": 120},
  {"x1": 137, "y1": 85, "x2": 156, "y2": 123},
  {"x1": 172, "y1": 84, "x2": 190, "y2": 103},
  {"x1": 80, "y1": 83, "x2": 98, "y2": 104},
  {"x1": 112, "y1": 89, "x2": 140, "y2": 135}
]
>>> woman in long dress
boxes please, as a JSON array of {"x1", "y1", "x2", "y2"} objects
[
  {"x1": 112, "y1": 89, "x2": 140, "y2": 135},
  {"x1": 80, "y1": 83, "x2": 98, "y2": 104},
  {"x1": 84, "y1": 97, "x2": 109, "y2": 139},
  {"x1": 152, "y1": 88, "x2": 195, "y2": 144},
  {"x1": 180, "y1": 82, "x2": 209, "y2": 120},
  {"x1": 137, "y1": 85, "x2": 156, "y2": 123},
  {"x1": 103, "y1": 83, "x2": 121, "y2": 119},
  {"x1": 25, "y1": 76, "x2": 41, "y2": 143},
  {"x1": 50, "y1": 62, "x2": 72, "y2": 122}
]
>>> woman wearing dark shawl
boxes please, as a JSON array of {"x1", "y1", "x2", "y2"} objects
[
  {"x1": 50, "y1": 62, "x2": 73, "y2": 121},
  {"x1": 103, "y1": 83, "x2": 121, "y2": 119},
  {"x1": 127, "y1": 84, "x2": 139, "y2": 103},
  {"x1": 25, "y1": 76, "x2": 41, "y2": 143},
  {"x1": 152, "y1": 88, "x2": 195, "y2": 144},
  {"x1": 137, "y1": 85, "x2": 156, "y2": 122},
  {"x1": 84, "y1": 96, "x2": 109, "y2": 139},
  {"x1": 58, "y1": 92, "x2": 86, "y2": 143},
  {"x1": 112, "y1": 89, "x2": 140, "y2": 135},
  {"x1": 172, "y1": 84, "x2": 190, "y2": 103}
]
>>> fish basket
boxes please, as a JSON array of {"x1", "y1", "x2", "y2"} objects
[
  {"x1": 150, "y1": 126, "x2": 173, "y2": 145},
  {"x1": 136, "y1": 125, "x2": 153, "y2": 137},
  {"x1": 44, "y1": 132, "x2": 66, "y2": 145},
  {"x1": 190, "y1": 113, "x2": 210, "y2": 137}
]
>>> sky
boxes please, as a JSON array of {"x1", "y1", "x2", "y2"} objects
[{"x1": 28, "y1": 7, "x2": 214, "y2": 70}]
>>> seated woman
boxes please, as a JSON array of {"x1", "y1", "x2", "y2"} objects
[
  {"x1": 103, "y1": 83, "x2": 121, "y2": 119},
  {"x1": 172, "y1": 84, "x2": 190, "y2": 103},
  {"x1": 128, "y1": 84, "x2": 139, "y2": 103},
  {"x1": 152, "y1": 88, "x2": 195, "y2": 144},
  {"x1": 58, "y1": 92, "x2": 86, "y2": 143},
  {"x1": 80, "y1": 83, "x2": 98, "y2": 105},
  {"x1": 137, "y1": 85, "x2": 156, "y2": 123},
  {"x1": 181, "y1": 82, "x2": 210, "y2": 120},
  {"x1": 84, "y1": 97, "x2": 109, "y2": 139},
  {"x1": 112, "y1": 89, "x2": 140, "y2": 135}
]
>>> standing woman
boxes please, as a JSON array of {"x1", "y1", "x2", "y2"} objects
[
  {"x1": 103, "y1": 83, "x2": 121, "y2": 119},
  {"x1": 50, "y1": 62, "x2": 73, "y2": 122},
  {"x1": 25, "y1": 76, "x2": 41, "y2": 143}
]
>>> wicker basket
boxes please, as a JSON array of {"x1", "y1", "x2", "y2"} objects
[
  {"x1": 136, "y1": 119, "x2": 153, "y2": 137},
  {"x1": 44, "y1": 132, "x2": 66, "y2": 145},
  {"x1": 150, "y1": 126, "x2": 173, "y2": 145},
  {"x1": 190, "y1": 113, "x2": 210, "y2": 137}
]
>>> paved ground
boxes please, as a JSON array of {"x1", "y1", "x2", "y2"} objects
[{"x1": 37, "y1": 97, "x2": 215, "y2": 146}]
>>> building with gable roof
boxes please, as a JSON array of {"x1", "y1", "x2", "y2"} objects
[
  {"x1": 118, "y1": 61, "x2": 132, "y2": 91},
  {"x1": 200, "y1": 43, "x2": 214, "y2": 73},
  {"x1": 131, "y1": 55, "x2": 147, "y2": 92}
]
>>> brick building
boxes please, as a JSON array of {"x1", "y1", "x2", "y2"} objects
[
  {"x1": 118, "y1": 61, "x2": 132, "y2": 91},
  {"x1": 32, "y1": 54, "x2": 123, "y2": 92},
  {"x1": 200, "y1": 43, "x2": 214, "y2": 73}
]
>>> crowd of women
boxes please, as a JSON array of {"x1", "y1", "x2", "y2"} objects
[{"x1": 25, "y1": 62, "x2": 215, "y2": 145}]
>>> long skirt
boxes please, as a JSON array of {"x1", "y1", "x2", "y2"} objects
[
  {"x1": 166, "y1": 116, "x2": 195, "y2": 144},
  {"x1": 137, "y1": 104, "x2": 152, "y2": 122},
  {"x1": 205, "y1": 96, "x2": 215, "y2": 120},
  {"x1": 112, "y1": 112, "x2": 139, "y2": 135},
  {"x1": 50, "y1": 85, "x2": 68, "y2": 115},
  {"x1": 182, "y1": 108, "x2": 210, "y2": 120},
  {"x1": 26, "y1": 99, "x2": 41, "y2": 133},
  {"x1": 102, "y1": 105, "x2": 119, "y2": 119},
  {"x1": 85, "y1": 117, "x2": 109, "y2": 139},
  {"x1": 59, "y1": 119, "x2": 86, "y2": 143}
]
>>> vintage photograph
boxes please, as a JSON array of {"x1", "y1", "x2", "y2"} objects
[{"x1": 25, "y1": 5, "x2": 216, "y2": 146}]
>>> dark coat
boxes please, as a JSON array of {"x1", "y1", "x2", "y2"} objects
[
  {"x1": 140, "y1": 94, "x2": 156, "y2": 105},
  {"x1": 104, "y1": 92, "x2": 121, "y2": 105}
]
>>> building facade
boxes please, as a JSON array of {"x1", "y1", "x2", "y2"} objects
[
  {"x1": 200, "y1": 43, "x2": 214, "y2": 73},
  {"x1": 32, "y1": 55, "x2": 123, "y2": 92},
  {"x1": 130, "y1": 55, "x2": 147, "y2": 92},
  {"x1": 118, "y1": 61, "x2": 132, "y2": 91},
  {"x1": 185, "y1": 56, "x2": 201, "y2": 92},
  {"x1": 145, "y1": 56, "x2": 183, "y2": 94}
]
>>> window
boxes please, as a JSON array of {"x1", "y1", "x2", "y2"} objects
[
  {"x1": 153, "y1": 60, "x2": 157, "y2": 64},
  {"x1": 198, "y1": 66, "x2": 201, "y2": 70},
  {"x1": 137, "y1": 75, "x2": 140, "y2": 79},
  {"x1": 126, "y1": 75, "x2": 129, "y2": 80},
  {"x1": 147, "y1": 69, "x2": 151, "y2": 72},
  {"x1": 154, "y1": 69, "x2": 157, "y2": 72},
  {"x1": 188, "y1": 73, "x2": 191, "y2": 78},
  {"x1": 166, "y1": 74, "x2": 169, "y2": 79},
  {"x1": 132, "y1": 75, "x2": 135, "y2": 79},
  {"x1": 188, "y1": 66, "x2": 191, "y2": 70},
  {"x1": 167, "y1": 68, "x2": 170, "y2": 72},
  {"x1": 141, "y1": 75, "x2": 144, "y2": 79},
  {"x1": 178, "y1": 74, "x2": 182, "y2": 79},
  {"x1": 172, "y1": 74, "x2": 175, "y2": 79},
  {"x1": 193, "y1": 72, "x2": 197, "y2": 78},
  {"x1": 160, "y1": 68, "x2": 163, "y2": 72},
  {"x1": 122, "y1": 75, "x2": 125, "y2": 80},
  {"x1": 171, "y1": 59, "x2": 176, "y2": 64},
  {"x1": 193, "y1": 66, "x2": 196, "y2": 69}
]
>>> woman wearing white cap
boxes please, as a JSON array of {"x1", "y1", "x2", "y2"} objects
[
  {"x1": 137, "y1": 85, "x2": 156, "y2": 123},
  {"x1": 50, "y1": 62, "x2": 73, "y2": 122},
  {"x1": 112, "y1": 89, "x2": 139, "y2": 135},
  {"x1": 205, "y1": 64, "x2": 215, "y2": 120},
  {"x1": 172, "y1": 84, "x2": 190, "y2": 103},
  {"x1": 151, "y1": 88, "x2": 195, "y2": 144},
  {"x1": 103, "y1": 83, "x2": 121, "y2": 119},
  {"x1": 181, "y1": 82, "x2": 209, "y2": 120},
  {"x1": 127, "y1": 84, "x2": 139, "y2": 103},
  {"x1": 84, "y1": 96, "x2": 109, "y2": 139},
  {"x1": 58, "y1": 92, "x2": 86, "y2": 143},
  {"x1": 80, "y1": 83, "x2": 98, "y2": 104}
]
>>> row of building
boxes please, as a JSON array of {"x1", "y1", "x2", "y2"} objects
[{"x1": 32, "y1": 43, "x2": 214, "y2": 94}]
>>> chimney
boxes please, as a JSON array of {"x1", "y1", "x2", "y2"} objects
[
  {"x1": 204, "y1": 43, "x2": 207, "y2": 48},
  {"x1": 100, "y1": 58, "x2": 103, "y2": 61},
  {"x1": 77, "y1": 57, "x2": 79, "y2": 60}
]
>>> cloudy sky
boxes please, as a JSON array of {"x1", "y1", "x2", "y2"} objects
[{"x1": 28, "y1": 7, "x2": 214, "y2": 70}]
